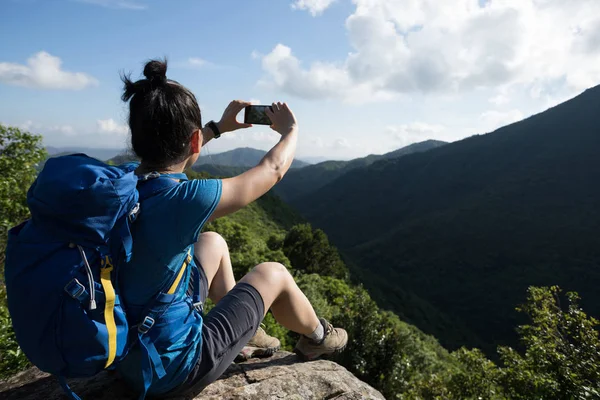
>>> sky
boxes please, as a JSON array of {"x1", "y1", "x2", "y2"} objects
[{"x1": 1, "y1": 0, "x2": 600, "y2": 160}]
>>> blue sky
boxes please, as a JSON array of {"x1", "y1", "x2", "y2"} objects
[{"x1": 1, "y1": 0, "x2": 599, "y2": 160}]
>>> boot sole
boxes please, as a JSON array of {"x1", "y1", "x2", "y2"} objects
[
  {"x1": 293, "y1": 344, "x2": 347, "y2": 361},
  {"x1": 235, "y1": 345, "x2": 280, "y2": 362}
]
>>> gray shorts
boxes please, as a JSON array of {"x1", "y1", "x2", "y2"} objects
[{"x1": 168, "y1": 257, "x2": 265, "y2": 396}]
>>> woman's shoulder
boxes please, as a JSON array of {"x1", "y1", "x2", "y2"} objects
[{"x1": 171, "y1": 178, "x2": 222, "y2": 204}]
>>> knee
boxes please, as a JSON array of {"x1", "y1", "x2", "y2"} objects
[
  {"x1": 197, "y1": 231, "x2": 228, "y2": 251},
  {"x1": 252, "y1": 262, "x2": 292, "y2": 284}
]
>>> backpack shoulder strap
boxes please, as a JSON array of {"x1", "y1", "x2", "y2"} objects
[
  {"x1": 58, "y1": 376, "x2": 82, "y2": 400},
  {"x1": 137, "y1": 173, "x2": 184, "y2": 202},
  {"x1": 133, "y1": 249, "x2": 196, "y2": 400}
]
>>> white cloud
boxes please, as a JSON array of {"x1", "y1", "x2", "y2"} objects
[
  {"x1": 332, "y1": 137, "x2": 351, "y2": 149},
  {"x1": 97, "y1": 118, "x2": 129, "y2": 135},
  {"x1": 182, "y1": 57, "x2": 230, "y2": 70},
  {"x1": 259, "y1": 44, "x2": 396, "y2": 103},
  {"x1": 249, "y1": 98, "x2": 262, "y2": 105},
  {"x1": 291, "y1": 0, "x2": 336, "y2": 16},
  {"x1": 48, "y1": 125, "x2": 76, "y2": 136},
  {"x1": 19, "y1": 120, "x2": 35, "y2": 131},
  {"x1": 479, "y1": 109, "x2": 524, "y2": 133},
  {"x1": 386, "y1": 122, "x2": 445, "y2": 144},
  {"x1": 0, "y1": 52, "x2": 98, "y2": 90},
  {"x1": 187, "y1": 57, "x2": 209, "y2": 68},
  {"x1": 250, "y1": 131, "x2": 280, "y2": 142},
  {"x1": 263, "y1": 1, "x2": 600, "y2": 102},
  {"x1": 489, "y1": 93, "x2": 510, "y2": 105},
  {"x1": 260, "y1": 44, "x2": 350, "y2": 99},
  {"x1": 16, "y1": 120, "x2": 76, "y2": 136},
  {"x1": 75, "y1": 0, "x2": 147, "y2": 10},
  {"x1": 218, "y1": 130, "x2": 279, "y2": 143}
]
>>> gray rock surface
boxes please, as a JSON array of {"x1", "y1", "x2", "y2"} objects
[{"x1": 0, "y1": 351, "x2": 385, "y2": 399}]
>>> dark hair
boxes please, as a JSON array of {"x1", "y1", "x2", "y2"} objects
[{"x1": 121, "y1": 59, "x2": 202, "y2": 168}]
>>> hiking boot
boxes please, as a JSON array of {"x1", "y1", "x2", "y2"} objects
[
  {"x1": 236, "y1": 325, "x2": 281, "y2": 361},
  {"x1": 293, "y1": 318, "x2": 348, "y2": 361}
]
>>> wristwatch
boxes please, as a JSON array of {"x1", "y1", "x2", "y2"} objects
[{"x1": 207, "y1": 120, "x2": 221, "y2": 139}]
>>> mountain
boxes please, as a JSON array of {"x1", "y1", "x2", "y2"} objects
[
  {"x1": 195, "y1": 147, "x2": 310, "y2": 169},
  {"x1": 191, "y1": 164, "x2": 247, "y2": 178},
  {"x1": 45, "y1": 147, "x2": 124, "y2": 161},
  {"x1": 291, "y1": 86, "x2": 600, "y2": 353},
  {"x1": 273, "y1": 140, "x2": 447, "y2": 202},
  {"x1": 300, "y1": 156, "x2": 332, "y2": 164}
]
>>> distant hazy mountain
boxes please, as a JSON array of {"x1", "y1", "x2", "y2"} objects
[
  {"x1": 195, "y1": 147, "x2": 310, "y2": 169},
  {"x1": 273, "y1": 140, "x2": 447, "y2": 201},
  {"x1": 300, "y1": 156, "x2": 333, "y2": 164},
  {"x1": 45, "y1": 146, "x2": 124, "y2": 161}
]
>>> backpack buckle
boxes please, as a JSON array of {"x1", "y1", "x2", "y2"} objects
[
  {"x1": 64, "y1": 279, "x2": 87, "y2": 301},
  {"x1": 138, "y1": 316, "x2": 155, "y2": 334},
  {"x1": 139, "y1": 172, "x2": 160, "y2": 181},
  {"x1": 128, "y1": 202, "x2": 141, "y2": 223}
]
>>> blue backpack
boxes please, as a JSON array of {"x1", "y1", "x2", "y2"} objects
[{"x1": 4, "y1": 154, "x2": 202, "y2": 399}]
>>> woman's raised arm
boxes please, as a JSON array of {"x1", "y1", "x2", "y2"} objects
[{"x1": 210, "y1": 102, "x2": 298, "y2": 221}]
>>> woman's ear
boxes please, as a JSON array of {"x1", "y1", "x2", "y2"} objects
[{"x1": 191, "y1": 129, "x2": 201, "y2": 154}]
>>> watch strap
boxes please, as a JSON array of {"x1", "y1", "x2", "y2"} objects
[{"x1": 207, "y1": 120, "x2": 221, "y2": 139}]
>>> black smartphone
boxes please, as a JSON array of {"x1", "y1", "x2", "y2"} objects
[{"x1": 244, "y1": 105, "x2": 273, "y2": 125}]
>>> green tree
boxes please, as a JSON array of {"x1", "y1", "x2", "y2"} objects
[
  {"x1": 0, "y1": 124, "x2": 45, "y2": 378},
  {"x1": 204, "y1": 218, "x2": 290, "y2": 278},
  {"x1": 0, "y1": 125, "x2": 46, "y2": 274},
  {"x1": 0, "y1": 286, "x2": 29, "y2": 378},
  {"x1": 408, "y1": 286, "x2": 600, "y2": 400},
  {"x1": 498, "y1": 286, "x2": 600, "y2": 400},
  {"x1": 283, "y1": 224, "x2": 348, "y2": 280}
]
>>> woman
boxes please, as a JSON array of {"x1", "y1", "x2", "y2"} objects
[{"x1": 116, "y1": 59, "x2": 348, "y2": 398}]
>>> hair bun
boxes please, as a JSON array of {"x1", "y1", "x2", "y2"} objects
[{"x1": 143, "y1": 59, "x2": 167, "y2": 84}]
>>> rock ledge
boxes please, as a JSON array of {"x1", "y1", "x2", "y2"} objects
[{"x1": 0, "y1": 351, "x2": 385, "y2": 399}]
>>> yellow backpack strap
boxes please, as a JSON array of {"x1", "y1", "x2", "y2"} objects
[
  {"x1": 100, "y1": 255, "x2": 117, "y2": 368},
  {"x1": 167, "y1": 250, "x2": 192, "y2": 295}
]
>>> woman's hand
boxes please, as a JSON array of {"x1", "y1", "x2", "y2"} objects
[
  {"x1": 266, "y1": 102, "x2": 298, "y2": 136},
  {"x1": 217, "y1": 100, "x2": 252, "y2": 133}
]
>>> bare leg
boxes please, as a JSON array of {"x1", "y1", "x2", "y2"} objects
[
  {"x1": 194, "y1": 232, "x2": 236, "y2": 304},
  {"x1": 239, "y1": 262, "x2": 320, "y2": 336}
]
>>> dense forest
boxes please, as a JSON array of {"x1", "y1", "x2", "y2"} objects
[
  {"x1": 1, "y1": 123, "x2": 600, "y2": 399},
  {"x1": 290, "y1": 85, "x2": 600, "y2": 355}
]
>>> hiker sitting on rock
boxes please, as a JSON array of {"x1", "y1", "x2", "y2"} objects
[{"x1": 115, "y1": 59, "x2": 348, "y2": 397}]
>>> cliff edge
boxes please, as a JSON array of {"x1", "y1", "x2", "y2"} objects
[{"x1": 0, "y1": 351, "x2": 385, "y2": 399}]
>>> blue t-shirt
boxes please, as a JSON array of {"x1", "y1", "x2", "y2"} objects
[{"x1": 117, "y1": 172, "x2": 222, "y2": 395}]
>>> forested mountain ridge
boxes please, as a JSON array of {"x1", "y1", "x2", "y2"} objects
[
  {"x1": 273, "y1": 139, "x2": 447, "y2": 201},
  {"x1": 291, "y1": 85, "x2": 600, "y2": 353}
]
